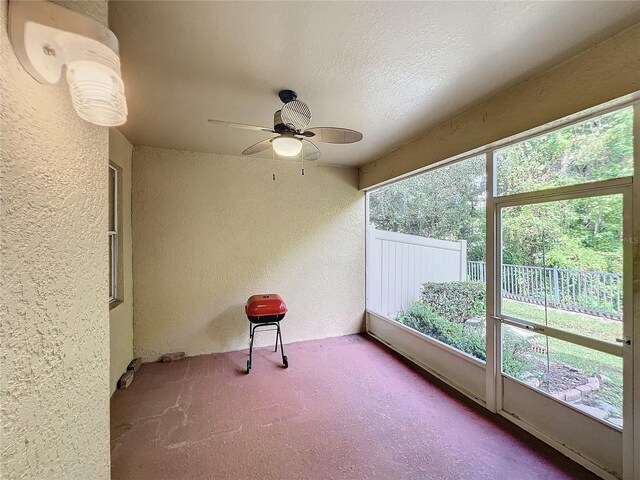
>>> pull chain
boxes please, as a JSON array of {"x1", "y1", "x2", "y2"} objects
[
  {"x1": 301, "y1": 143, "x2": 305, "y2": 176},
  {"x1": 272, "y1": 147, "x2": 276, "y2": 181}
]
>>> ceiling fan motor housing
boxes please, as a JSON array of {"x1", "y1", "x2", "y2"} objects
[{"x1": 273, "y1": 110, "x2": 289, "y2": 133}]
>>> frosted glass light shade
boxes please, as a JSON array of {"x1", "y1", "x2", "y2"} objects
[
  {"x1": 64, "y1": 36, "x2": 127, "y2": 127},
  {"x1": 272, "y1": 136, "x2": 302, "y2": 157},
  {"x1": 66, "y1": 60, "x2": 127, "y2": 126}
]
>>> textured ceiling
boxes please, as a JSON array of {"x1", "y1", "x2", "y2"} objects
[{"x1": 109, "y1": 1, "x2": 640, "y2": 167}]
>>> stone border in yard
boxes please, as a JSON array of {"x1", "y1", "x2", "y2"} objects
[
  {"x1": 549, "y1": 376, "x2": 600, "y2": 402},
  {"x1": 546, "y1": 376, "x2": 621, "y2": 425}
]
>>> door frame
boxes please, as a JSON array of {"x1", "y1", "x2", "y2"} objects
[{"x1": 487, "y1": 175, "x2": 635, "y2": 479}]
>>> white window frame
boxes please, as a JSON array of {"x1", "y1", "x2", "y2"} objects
[{"x1": 109, "y1": 163, "x2": 118, "y2": 304}]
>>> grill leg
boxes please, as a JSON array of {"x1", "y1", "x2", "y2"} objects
[
  {"x1": 247, "y1": 323, "x2": 256, "y2": 373},
  {"x1": 274, "y1": 326, "x2": 279, "y2": 352},
  {"x1": 277, "y1": 322, "x2": 288, "y2": 368}
]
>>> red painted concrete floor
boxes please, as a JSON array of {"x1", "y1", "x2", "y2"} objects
[{"x1": 111, "y1": 334, "x2": 600, "y2": 480}]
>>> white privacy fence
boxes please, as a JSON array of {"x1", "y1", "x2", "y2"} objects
[{"x1": 367, "y1": 227, "x2": 467, "y2": 319}]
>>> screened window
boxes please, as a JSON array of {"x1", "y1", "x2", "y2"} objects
[
  {"x1": 496, "y1": 107, "x2": 633, "y2": 196},
  {"x1": 494, "y1": 105, "x2": 632, "y2": 430},
  {"x1": 367, "y1": 154, "x2": 487, "y2": 361}
]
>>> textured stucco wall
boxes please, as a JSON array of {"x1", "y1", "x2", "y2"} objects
[
  {"x1": 109, "y1": 128, "x2": 133, "y2": 394},
  {"x1": 0, "y1": 1, "x2": 110, "y2": 478},
  {"x1": 360, "y1": 23, "x2": 640, "y2": 189},
  {"x1": 132, "y1": 147, "x2": 365, "y2": 361}
]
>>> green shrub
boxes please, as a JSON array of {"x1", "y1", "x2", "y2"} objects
[
  {"x1": 397, "y1": 302, "x2": 455, "y2": 340},
  {"x1": 396, "y1": 299, "x2": 532, "y2": 372},
  {"x1": 420, "y1": 281, "x2": 485, "y2": 323},
  {"x1": 456, "y1": 324, "x2": 486, "y2": 361},
  {"x1": 396, "y1": 302, "x2": 486, "y2": 361}
]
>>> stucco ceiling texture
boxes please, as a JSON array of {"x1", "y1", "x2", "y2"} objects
[{"x1": 110, "y1": 1, "x2": 640, "y2": 167}]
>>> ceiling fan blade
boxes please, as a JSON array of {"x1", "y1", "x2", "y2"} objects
[
  {"x1": 242, "y1": 138, "x2": 273, "y2": 156},
  {"x1": 305, "y1": 127, "x2": 362, "y2": 144},
  {"x1": 208, "y1": 119, "x2": 274, "y2": 133},
  {"x1": 300, "y1": 139, "x2": 321, "y2": 162}
]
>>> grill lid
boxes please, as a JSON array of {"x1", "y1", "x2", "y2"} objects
[{"x1": 245, "y1": 294, "x2": 287, "y2": 316}]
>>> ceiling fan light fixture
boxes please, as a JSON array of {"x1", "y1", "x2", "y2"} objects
[{"x1": 272, "y1": 136, "x2": 302, "y2": 157}]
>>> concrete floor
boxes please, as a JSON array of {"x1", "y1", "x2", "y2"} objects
[{"x1": 111, "y1": 334, "x2": 599, "y2": 479}]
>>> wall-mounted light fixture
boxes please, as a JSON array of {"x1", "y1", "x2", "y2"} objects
[{"x1": 9, "y1": 0, "x2": 128, "y2": 126}]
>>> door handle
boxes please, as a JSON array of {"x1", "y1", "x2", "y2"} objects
[{"x1": 615, "y1": 337, "x2": 631, "y2": 346}]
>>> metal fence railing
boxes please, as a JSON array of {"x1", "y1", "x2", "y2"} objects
[{"x1": 467, "y1": 261, "x2": 622, "y2": 320}]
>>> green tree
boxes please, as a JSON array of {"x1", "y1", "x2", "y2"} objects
[
  {"x1": 369, "y1": 107, "x2": 632, "y2": 273},
  {"x1": 369, "y1": 155, "x2": 487, "y2": 260}
]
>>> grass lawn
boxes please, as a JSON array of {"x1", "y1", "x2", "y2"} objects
[{"x1": 501, "y1": 299, "x2": 622, "y2": 344}]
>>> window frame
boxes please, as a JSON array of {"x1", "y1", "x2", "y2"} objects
[
  {"x1": 366, "y1": 153, "x2": 488, "y2": 363},
  {"x1": 108, "y1": 163, "x2": 120, "y2": 306}
]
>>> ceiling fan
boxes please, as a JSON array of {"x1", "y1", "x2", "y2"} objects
[{"x1": 207, "y1": 89, "x2": 363, "y2": 163}]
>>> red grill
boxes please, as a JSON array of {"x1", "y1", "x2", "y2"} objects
[
  {"x1": 245, "y1": 294, "x2": 287, "y2": 321},
  {"x1": 244, "y1": 294, "x2": 288, "y2": 372}
]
